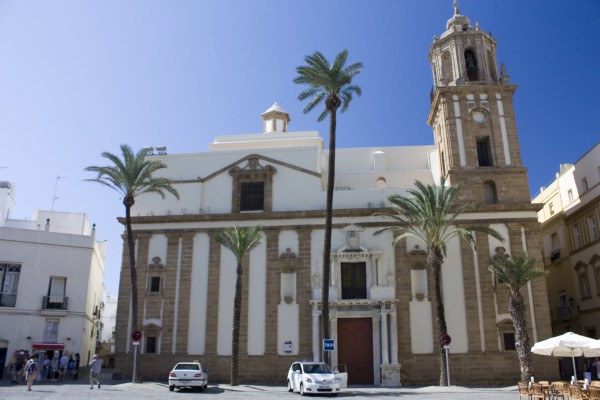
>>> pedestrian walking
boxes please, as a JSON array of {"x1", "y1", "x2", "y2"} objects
[
  {"x1": 89, "y1": 354, "x2": 102, "y2": 389},
  {"x1": 24, "y1": 355, "x2": 38, "y2": 391}
]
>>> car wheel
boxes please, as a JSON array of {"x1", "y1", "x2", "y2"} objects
[
  {"x1": 287, "y1": 379, "x2": 294, "y2": 392},
  {"x1": 169, "y1": 385, "x2": 174, "y2": 392},
  {"x1": 300, "y1": 382, "x2": 305, "y2": 396},
  {"x1": 199, "y1": 386, "x2": 204, "y2": 392}
]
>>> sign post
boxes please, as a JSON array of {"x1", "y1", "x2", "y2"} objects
[
  {"x1": 323, "y1": 339, "x2": 335, "y2": 353},
  {"x1": 131, "y1": 330, "x2": 142, "y2": 383},
  {"x1": 440, "y1": 333, "x2": 452, "y2": 386}
]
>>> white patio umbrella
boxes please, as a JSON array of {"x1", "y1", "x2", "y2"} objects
[{"x1": 531, "y1": 332, "x2": 600, "y2": 381}]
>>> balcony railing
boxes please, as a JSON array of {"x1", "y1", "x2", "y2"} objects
[
  {"x1": 43, "y1": 331, "x2": 58, "y2": 343},
  {"x1": 0, "y1": 293, "x2": 17, "y2": 307},
  {"x1": 556, "y1": 305, "x2": 574, "y2": 319},
  {"x1": 42, "y1": 296, "x2": 69, "y2": 310}
]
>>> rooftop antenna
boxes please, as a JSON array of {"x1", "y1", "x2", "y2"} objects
[{"x1": 51, "y1": 176, "x2": 66, "y2": 210}]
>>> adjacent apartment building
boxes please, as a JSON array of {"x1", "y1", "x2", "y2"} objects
[
  {"x1": 113, "y1": 5, "x2": 553, "y2": 385},
  {"x1": 533, "y1": 142, "x2": 600, "y2": 338},
  {"x1": 0, "y1": 181, "x2": 106, "y2": 378}
]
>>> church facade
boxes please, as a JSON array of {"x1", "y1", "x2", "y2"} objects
[{"x1": 114, "y1": 5, "x2": 553, "y2": 385}]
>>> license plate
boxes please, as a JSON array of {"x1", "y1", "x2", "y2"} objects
[
  {"x1": 318, "y1": 386, "x2": 330, "y2": 389},
  {"x1": 180, "y1": 380, "x2": 190, "y2": 383}
]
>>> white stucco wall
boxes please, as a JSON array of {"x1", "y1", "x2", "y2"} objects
[
  {"x1": 133, "y1": 136, "x2": 436, "y2": 218},
  {"x1": 188, "y1": 233, "x2": 210, "y2": 354},
  {"x1": 217, "y1": 246, "x2": 236, "y2": 355},
  {"x1": 247, "y1": 240, "x2": 266, "y2": 355},
  {"x1": 441, "y1": 234, "x2": 468, "y2": 353}
]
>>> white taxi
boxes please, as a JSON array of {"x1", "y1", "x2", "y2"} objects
[
  {"x1": 168, "y1": 361, "x2": 208, "y2": 392},
  {"x1": 286, "y1": 361, "x2": 346, "y2": 396}
]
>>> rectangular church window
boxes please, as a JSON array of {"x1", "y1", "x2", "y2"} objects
[
  {"x1": 476, "y1": 138, "x2": 492, "y2": 166},
  {"x1": 240, "y1": 181, "x2": 265, "y2": 211},
  {"x1": 341, "y1": 262, "x2": 367, "y2": 299}
]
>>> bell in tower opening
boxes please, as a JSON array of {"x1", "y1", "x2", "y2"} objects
[{"x1": 464, "y1": 49, "x2": 478, "y2": 81}]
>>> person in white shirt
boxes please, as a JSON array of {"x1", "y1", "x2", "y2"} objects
[
  {"x1": 24, "y1": 356, "x2": 38, "y2": 392},
  {"x1": 89, "y1": 354, "x2": 102, "y2": 389}
]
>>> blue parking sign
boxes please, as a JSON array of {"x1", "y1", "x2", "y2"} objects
[{"x1": 323, "y1": 339, "x2": 335, "y2": 351}]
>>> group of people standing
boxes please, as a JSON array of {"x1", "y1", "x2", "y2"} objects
[{"x1": 10, "y1": 351, "x2": 102, "y2": 392}]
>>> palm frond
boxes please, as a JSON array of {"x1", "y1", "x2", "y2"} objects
[
  {"x1": 216, "y1": 226, "x2": 263, "y2": 263},
  {"x1": 489, "y1": 252, "x2": 548, "y2": 292},
  {"x1": 374, "y1": 178, "x2": 504, "y2": 256},
  {"x1": 294, "y1": 49, "x2": 362, "y2": 122},
  {"x1": 84, "y1": 144, "x2": 180, "y2": 205}
]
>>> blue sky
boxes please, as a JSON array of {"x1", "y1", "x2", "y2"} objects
[{"x1": 1, "y1": 1, "x2": 599, "y2": 294}]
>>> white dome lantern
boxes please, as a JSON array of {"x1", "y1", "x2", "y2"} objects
[{"x1": 261, "y1": 102, "x2": 291, "y2": 133}]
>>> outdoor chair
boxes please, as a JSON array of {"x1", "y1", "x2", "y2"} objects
[
  {"x1": 531, "y1": 383, "x2": 550, "y2": 400},
  {"x1": 568, "y1": 384, "x2": 584, "y2": 400},
  {"x1": 550, "y1": 381, "x2": 568, "y2": 400},
  {"x1": 588, "y1": 386, "x2": 600, "y2": 400},
  {"x1": 518, "y1": 381, "x2": 532, "y2": 400}
]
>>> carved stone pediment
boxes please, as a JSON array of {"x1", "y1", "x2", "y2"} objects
[
  {"x1": 341, "y1": 224, "x2": 364, "y2": 251},
  {"x1": 409, "y1": 244, "x2": 427, "y2": 256},
  {"x1": 142, "y1": 322, "x2": 162, "y2": 330},
  {"x1": 279, "y1": 248, "x2": 298, "y2": 273},
  {"x1": 229, "y1": 157, "x2": 276, "y2": 178},
  {"x1": 148, "y1": 256, "x2": 165, "y2": 269}
]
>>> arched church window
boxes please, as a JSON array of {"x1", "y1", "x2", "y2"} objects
[
  {"x1": 483, "y1": 181, "x2": 498, "y2": 204},
  {"x1": 487, "y1": 50, "x2": 497, "y2": 81},
  {"x1": 464, "y1": 49, "x2": 479, "y2": 81}
]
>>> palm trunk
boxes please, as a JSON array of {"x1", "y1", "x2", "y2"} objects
[
  {"x1": 230, "y1": 262, "x2": 243, "y2": 385},
  {"x1": 429, "y1": 249, "x2": 448, "y2": 386},
  {"x1": 124, "y1": 200, "x2": 140, "y2": 382},
  {"x1": 509, "y1": 291, "x2": 532, "y2": 382},
  {"x1": 321, "y1": 106, "x2": 337, "y2": 366}
]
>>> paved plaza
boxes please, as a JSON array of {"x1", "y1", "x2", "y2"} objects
[{"x1": 0, "y1": 379, "x2": 520, "y2": 400}]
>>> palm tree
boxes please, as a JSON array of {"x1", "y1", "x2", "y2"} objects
[
  {"x1": 216, "y1": 226, "x2": 263, "y2": 386},
  {"x1": 489, "y1": 252, "x2": 547, "y2": 382},
  {"x1": 375, "y1": 177, "x2": 504, "y2": 386},
  {"x1": 85, "y1": 144, "x2": 179, "y2": 382},
  {"x1": 294, "y1": 50, "x2": 362, "y2": 364}
]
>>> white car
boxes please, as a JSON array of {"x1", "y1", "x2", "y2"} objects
[
  {"x1": 287, "y1": 361, "x2": 346, "y2": 396},
  {"x1": 168, "y1": 361, "x2": 208, "y2": 392}
]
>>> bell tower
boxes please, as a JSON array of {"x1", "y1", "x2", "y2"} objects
[{"x1": 427, "y1": 1, "x2": 531, "y2": 206}]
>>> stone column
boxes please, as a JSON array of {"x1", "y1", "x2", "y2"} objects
[
  {"x1": 380, "y1": 310, "x2": 389, "y2": 365},
  {"x1": 381, "y1": 303, "x2": 401, "y2": 386},
  {"x1": 330, "y1": 310, "x2": 338, "y2": 367},
  {"x1": 390, "y1": 308, "x2": 399, "y2": 365},
  {"x1": 312, "y1": 308, "x2": 320, "y2": 362}
]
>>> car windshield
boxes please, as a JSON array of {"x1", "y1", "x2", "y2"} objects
[
  {"x1": 303, "y1": 364, "x2": 333, "y2": 374},
  {"x1": 175, "y1": 364, "x2": 199, "y2": 370}
]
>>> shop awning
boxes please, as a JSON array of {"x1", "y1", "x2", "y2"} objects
[{"x1": 31, "y1": 342, "x2": 64, "y2": 350}]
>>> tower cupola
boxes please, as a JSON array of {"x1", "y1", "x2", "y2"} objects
[
  {"x1": 430, "y1": 1, "x2": 500, "y2": 87},
  {"x1": 261, "y1": 102, "x2": 291, "y2": 133}
]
